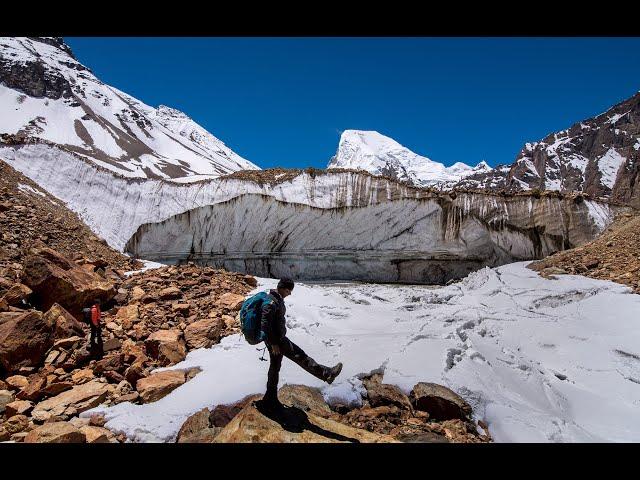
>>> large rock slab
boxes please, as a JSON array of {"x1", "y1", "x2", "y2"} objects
[
  {"x1": 183, "y1": 318, "x2": 223, "y2": 349},
  {"x1": 176, "y1": 408, "x2": 221, "y2": 443},
  {"x1": 24, "y1": 422, "x2": 86, "y2": 443},
  {"x1": 43, "y1": 303, "x2": 85, "y2": 340},
  {"x1": 22, "y1": 246, "x2": 115, "y2": 317},
  {"x1": 0, "y1": 310, "x2": 55, "y2": 373},
  {"x1": 136, "y1": 370, "x2": 186, "y2": 403},
  {"x1": 278, "y1": 384, "x2": 333, "y2": 417},
  {"x1": 31, "y1": 380, "x2": 109, "y2": 422},
  {"x1": 145, "y1": 330, "x2": 186, "y2": 366},
  {"x1": 0, "y1": 283, "x2": 32, "y2": 306},
  {"x1": 213, "y1": 403, "x2": 399, "y2": 443},
  {"x1": 409, "y1": 382, "x2": 472, "y2": 421},
  {"x1": 363, "y1": 380, "x2": 413, "y2": 411},
  {"x1": 0, "y1": 389, "x2": 15, "y2": 414},
  {"x1": 217, "y1": 293, "x2": 245, "y2": 311}
]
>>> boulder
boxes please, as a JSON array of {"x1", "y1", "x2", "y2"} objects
[
  {"x1": 183, "y1": 318, "x2": 224, "y2": 349},
  {"x1": 145, "y1": 330, "x2": 186, "y2": 366},
  {"x1": 4, "y1": 414, "x2": 29, "y2": 435},
  {"x1": 0, "y1": 310, "x2": 55, "y2": 372},
  {"x1": 363, "y1": 381, "x2": 413, "y2": 411},
  {"x1": 176, "y1": 408, "x2": 221, "y2": 443},
  {"x1": 213, "y1": 403, "x2": 399, "y2": 443},
  {"x1": 114, "y1": 392, "x2": 139, "y2": 404},
  {"x1": 136, "y1": 370, "x2": 186, "y2": 403},
  {"x1": 243, "y1": 275, "x2": 258, "y2": 287},
  {"x1": 71, "y1": 368, "x2": 95, "y2": 384},
  {"x1": 0, "y1": 389, "x2": 15, "y2": 414},
  {"x1": 22, "y1": 246, "x2": 115, "y2": 317},
  {"x1": 159, "y1": 287, "x2": 182, "y2": 300},
  {"x1": 209, "y1": 394, "x2": 262, "y2": 428},
  {"x1": 5, "y1": 375, "x2": 29, "y2": 390},
  {"x1": 41, "y1": 381, "x2": 73, "y2": 397},
  {"x1": 4, "y1": 400, "x2": 33, "y2": 417},
  {"x1": 0, "y1": 283, "x2": 32, "y2": 306},
  {"x1": 103, "y1": 337, "x2": 122, "y2": 352},
  {"x1": 278, "y1": 384, "x2": 333, "y2": 417},
  {"x1": 171, "y1": 303, "x2": 190, "y2": 315},
  {"x1": 131, "y1": 287, "x2": 145, "y2": 302},
  {"x1": 16, "y1": 374, "x2": 47, "y2": 401},
  {"x1": 115, "y1": 304, "x2": 139, "y2": 329},
  {"x1": 79, "y1": 425, "x2": 111, "y2": 443},
  {"x1": 24, "y1": 422, "x2": 86, "y2": 443},
  {"x1": 124, "y1": 362, "x2": 146, "y2": 386},
  {"x1": 409, "y1": 382, "x2": 472, "y2": 421},
  {"x1": 217, "y1": 293, "x2": 245, "y2": 311},
  {"x1": 30, "y1": 380, "x2": 109, "y2": 422},
  {"x1": 44, "y1": 304, "x2": 85, "y2": 340}
]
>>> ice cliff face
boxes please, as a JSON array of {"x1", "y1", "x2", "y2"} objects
[
  {"x1": 125, "y1": 191, "x2": 623, "y2": 284},
  {"x1": 328, "y1": 130, "x2": 491, "y2": 187},
  {"x1": 0, "y1": 37, "x2": 258, "y2": 180}
]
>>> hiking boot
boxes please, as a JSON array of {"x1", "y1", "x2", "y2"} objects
[{"x1": 325, "y1": 362, "x2": 343, "y2": 384}]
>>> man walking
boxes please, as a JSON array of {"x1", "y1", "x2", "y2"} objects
[
  {"x1": 88, "y1": 299, "x2": 103, "y2": 358},
  {"x1": 260, "y1": 278, "x2": 342, "y2": 410}
]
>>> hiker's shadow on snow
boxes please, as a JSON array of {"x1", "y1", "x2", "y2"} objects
[{"x1": 254, "y1": 401, "x2": 361, "y2": 443}]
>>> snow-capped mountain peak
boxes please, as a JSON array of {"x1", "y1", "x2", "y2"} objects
[
  {"x1": 328, "y1": 129, "x2": 491, "y2": 186},
  {"x1": 0, "y1": 37, "x2": 259, "y2": 180}
]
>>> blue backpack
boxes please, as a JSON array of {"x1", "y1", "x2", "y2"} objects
[{"x1": 239, "y1": 291, "x2": 272, "y2": 345}]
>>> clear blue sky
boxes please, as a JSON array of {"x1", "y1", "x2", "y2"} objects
[{"x1": 65, "y1": 37, "x2": 640, "y2": 170}]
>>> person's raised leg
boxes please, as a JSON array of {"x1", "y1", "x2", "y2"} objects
[{"x1": 280, "y1": 338, "x2": 335, "y2": 381}]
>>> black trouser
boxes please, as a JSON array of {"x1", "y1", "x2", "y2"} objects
[
  {"x1": 265, "y1": 337, "x2": 329, "y2": 403},
  {"x1": 89, "y1": 324, "x2": 103, "y2": 355}
]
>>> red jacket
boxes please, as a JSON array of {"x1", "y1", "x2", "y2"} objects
[{"x1": 91, "y1": 304, "x2": 101, "y2": 326}]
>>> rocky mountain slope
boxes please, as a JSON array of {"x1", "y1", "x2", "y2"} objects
[
  {"x1": 0, "y1": 37, "x2": 259, "y2": 180},
  {"x1": 530, "y1": 211, "x2": 640, "y2": 294},
  {"x1": 328, "y1": 130, "x2": 492, "y2": 187}
]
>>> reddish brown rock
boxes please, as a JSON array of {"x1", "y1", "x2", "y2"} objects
[
  {"x1": 4, "y1": 399, "x2": 33, "y2": 417},
  {"x1": 0, "y1": 389, "x2": 15, "y2": 414},
  {"x1": 363, "y1": 380, "x2": 413, "y2": 411},
  {"x1": 5, "y1": 375, "x2": 29, "y2": 390},
  {"x1": 24, "y1": 422, "x2": 86, "y2": 443},
  {"x1": 30, "y1": 380, "x2": 109, "y2": 422},
  {"x1": 409, "y1": 383, "x2": 472, "y2": 421},
  {"x1": 0, "y1": 283, "x2": 32, "y2": 306},
  {"x1": 80, "y1": 425, "x2": 111, "y2": 443},
  {"x1": 136, "y1": 370, "x2": 186, "y2": 403},
  {"x1": 176, "y1": 408, "x2": 220, "y2": 443},
  {"x1": 43, "y1": 303, "x2": 85, "y2": 340},
  {"x1": 41, "y1": 381, "x2": 74, "y2": 397},
  {"x1": 184, "y1": 317, "x2": 224, "y2": 349},
  {"x1": 115, "y1": 304, "x2": 139, "y2": 329},
  {"x1": 0, "y1": 310, "x2": 54, "y2": 372},
  {"x1": 16, "y1": 374, "x2": 47, "y2": 402},
  {"x1": 159, "y1": 287, "x2": 182, "y2": 300},
  {"x1": 22, "y1": 246, "x2": 116, "y2": 317},
  {"x1": 217, "y1": 293, "x2": 245, "y2": 311},
  {"x1": 145, "y1": 330, "x2": 186, "y2": 366},
  {"x1": 4, "y1": 414, "x2": 29, "y2": 434}
]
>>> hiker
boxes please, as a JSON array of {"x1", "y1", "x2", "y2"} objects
[
  {"x1": 259, "y1": 278, "x2": 343, "y2": 410},
  {"x1": 87, "y1": 299, "x2": 103, "y2": 357}
]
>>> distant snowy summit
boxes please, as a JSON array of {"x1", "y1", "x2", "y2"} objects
[
  {"x1": 327, "y1": 130, "x2": 492, "y2": 187},
  {"x1": 0, "y1": 37, "x2": 259, "y2": 180}
]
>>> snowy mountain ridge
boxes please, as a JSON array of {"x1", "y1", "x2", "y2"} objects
[
  {"x1": 328, "y1": 130, "x2": 492, "y2": 187},
  {"x1": 0, "y1": 37, "x2": 259, "y2": 180}
]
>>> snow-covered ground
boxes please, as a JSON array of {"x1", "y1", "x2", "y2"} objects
[{"x1": 86, "y1": 262, "x2": 640, "y2": 443}]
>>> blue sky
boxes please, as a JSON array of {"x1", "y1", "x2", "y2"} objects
[{"x1": 65, "y1": 37, "x2": 640, "y2": 170}]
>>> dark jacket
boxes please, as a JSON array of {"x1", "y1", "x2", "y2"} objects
[{"x1": 261, "y1": 289, "x2": 286, "y2": 346}]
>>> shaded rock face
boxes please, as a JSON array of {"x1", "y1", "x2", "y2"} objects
[
  {"x1": 126, "y1": 192, "x2": 624, "y2": 284},
  {"x1": 22, "y1": 246, "x2": 116, "y2": 317},
  {"x1": 0, "y1": 310, "x2": 54, "y2": 373},
  {"x1": 409, "y1": 382, "x2": 472, "y2": 421}
]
